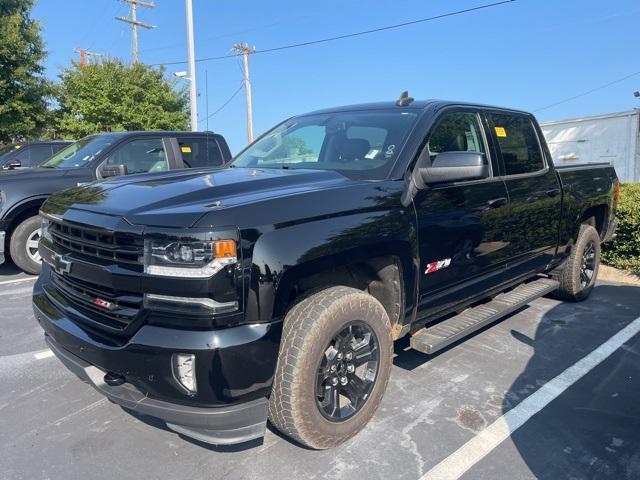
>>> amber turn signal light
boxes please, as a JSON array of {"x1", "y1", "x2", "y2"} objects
[{"x1": 214, "y1": 239, "x2": 237, "y2": 259}]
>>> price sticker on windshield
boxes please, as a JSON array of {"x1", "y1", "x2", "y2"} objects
[
  {"x1": 495, "y1": 127, "x2": 507, "y2": 138},
  {"x1": 181, "y1": 146, "x2": 192, "y2": 153}
]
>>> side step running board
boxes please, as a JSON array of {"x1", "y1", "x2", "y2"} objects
[{"x1": 410, "y1": 278, "x2": 559, "y2": 355}]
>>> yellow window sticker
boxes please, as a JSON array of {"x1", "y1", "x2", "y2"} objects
[
  {"x1": 495, "y1": 127, "x2": 507, "y2": 138},
  {"x1": 181, "y1": 146, "x2": 192, "y2": 153},
  {"x1": 14, "y1": 144, "x2": 21, "y2": 149}
]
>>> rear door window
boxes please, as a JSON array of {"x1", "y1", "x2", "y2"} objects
[
  {"x1": 105, "y1": 138, "x2": 168, "y2": 174},
  {"x1": 486, "y1": 113, "x2": 545, "y2": 175},
  {"x1": 176, "y1": 136, "x2": 224, "y2": 168}
]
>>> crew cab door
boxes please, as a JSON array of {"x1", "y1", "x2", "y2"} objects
[
  {"x1": 484, "y1": 112, "x2": 562, "y2": 277},
  {"x1": 414, "y1": 109, "x2": 511, "y2": 317}
]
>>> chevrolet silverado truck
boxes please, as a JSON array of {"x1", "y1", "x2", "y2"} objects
[
  {"x1": 0, "y1": 131, "x2": 230, "y2": 274},
  {"x1": 34, "y1": 97, "x2": 618, "y2": 449}
]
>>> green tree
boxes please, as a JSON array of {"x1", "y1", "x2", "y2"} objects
[
  {"x1": 0, "y1": 0, "x2": 51, "y2": 142},
  {"x1": 54, "y1": 59, "x2": 189, "y2": 137}
]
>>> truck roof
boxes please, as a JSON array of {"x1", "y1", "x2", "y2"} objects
[
  {"x1": 306, "y1": 99, "x2": 533, "y2": 117},
  {"x1": 92, "y1": 130, "x2": 223, "y2": 137}
]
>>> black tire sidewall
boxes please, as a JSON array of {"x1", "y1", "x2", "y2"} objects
[
  {"x1": 570, "y1": 225, "x2": 600, "y2": 300},
  {"x1": 9, "y1": 216, "x2": 42, "y2": 275}
]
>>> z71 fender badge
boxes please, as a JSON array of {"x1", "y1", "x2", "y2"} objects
[{"x1": 425, "y1": 258, "x2": 451, "y2": 274}]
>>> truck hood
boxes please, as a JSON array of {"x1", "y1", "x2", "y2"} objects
[{"x1": 45, "y1": 167, "x2": 353, "y2": 228}]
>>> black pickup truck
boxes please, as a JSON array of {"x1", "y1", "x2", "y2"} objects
[
  {"x1": 34, "y1": 97, "x2": 618, "y2": 450},
  {"x1": 0, "y1": 131, "x2": 230, "y2": 274}
]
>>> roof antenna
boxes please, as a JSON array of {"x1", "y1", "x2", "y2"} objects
[{"x1": 396, "y1": 91, "x2": 414, "y2": 107}]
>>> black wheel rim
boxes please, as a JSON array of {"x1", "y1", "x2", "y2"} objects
[
  {"x1": 315, "y1": 321, "x2": 379, "y2": 422},
  {"x1": 580, "y1": 240, "x2": 596, "y2": 288}
]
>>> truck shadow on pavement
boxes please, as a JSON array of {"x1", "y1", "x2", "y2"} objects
[
  {"x1": 0, "y1": 260, "x2": 25, "y2": 277},
  {"x1": 503, "y1": 284, "x2": 640, "y2": 479}
]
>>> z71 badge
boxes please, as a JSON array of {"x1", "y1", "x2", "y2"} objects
[{"x1": 425, "y1": 258, "x2": 451, "y2": 274}]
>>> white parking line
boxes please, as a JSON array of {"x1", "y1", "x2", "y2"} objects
[
  {"x1": 34, "y1": 349, "x2": 54, "y2": 360},
  {"x1": 421, "y1": 316, "x2": 640, "y2": 480},
  {"x1": 0, "y1": 277, "x2": 36, "y2": 287}
]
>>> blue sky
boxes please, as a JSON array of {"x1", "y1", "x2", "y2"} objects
[{"x1": 33, "y1": 0, "x2": 639, "y2": 153}]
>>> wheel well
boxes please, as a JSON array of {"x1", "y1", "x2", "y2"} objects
[
  {"x1": 581, "y1": 204, "x2": 608, "y2": 238},
  {"x1": 5, "y1": 202, "x2": 44, "y2": 243},
  {"x1": 281, "y1": 255, "x2": 403, "y2": 333}
]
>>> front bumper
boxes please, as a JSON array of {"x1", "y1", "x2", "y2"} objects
[
  {"x1": 33, "y1": 271, "x2": 281, "y2": 445},
  {"x1": 45, "y1": 334, "x2": 268, "y2": 445},
  {"x1": 0, "y1": 231, "x2": 5, "y2": 265}
]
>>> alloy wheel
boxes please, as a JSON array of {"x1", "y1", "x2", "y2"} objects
[
  {"x1": 580, "y1": 240, "x2": 596, "y2": 288},
  {"x1": 315, "y1": 321, "x2": 379, "y2": 421},
  {"x1": 26, "y1": 228, "x2": 42, "y2": 264}
]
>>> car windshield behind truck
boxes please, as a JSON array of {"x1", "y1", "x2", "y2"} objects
[
  {"x1": 231, "y1": 110, "x2": 419, "y2": 180},
  {"x1": 41, "y1": 134, "x2": 120, "y2": 169}
]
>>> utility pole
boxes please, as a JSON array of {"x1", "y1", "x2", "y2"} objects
[
  {"x1": 185, "y1": 0, "x2": 198, "y2": 131},
  {"x1": 205, "y1": 69, "x2": 209, "y2": 131},
  {"x1": 115, "y1": 0, "x2": 156, "y2": 64},
  {"x1": 232, "y1": 43, "x2": 256, "y2": 143}
]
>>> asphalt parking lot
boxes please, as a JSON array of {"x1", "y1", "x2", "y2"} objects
[{"x1": 1, "y1": 262, "x2": 639, "y2": 480}]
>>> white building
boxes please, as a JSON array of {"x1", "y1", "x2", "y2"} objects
[{"x1": 541, "y1": 109, "x2": 640, "y2": 183}]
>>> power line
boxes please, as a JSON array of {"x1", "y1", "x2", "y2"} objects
[
  {"x1": 534, "y1": 70, "x2": 640, "y2": 112},
  {"x1": 152, "y1": 1, "x2": 516, "y2": 67},
  {"x1": 200, "y1": 81, "x2": 245, "y2": 123}
]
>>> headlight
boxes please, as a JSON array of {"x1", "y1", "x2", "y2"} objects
[{"x1": 144, "y1": 236, "x2": 237, "y2": 278}]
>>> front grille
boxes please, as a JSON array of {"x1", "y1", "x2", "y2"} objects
[
  {"x1": 49, "y1": 271, "x2": 143, "y2": 333},
  {"x1": 49, "y1": 220, "x2": 143, "y2": 269}
]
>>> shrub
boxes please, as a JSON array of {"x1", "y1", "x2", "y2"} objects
[{"x1": 602, "y1": 183, "x2": 640, "y2": 274}]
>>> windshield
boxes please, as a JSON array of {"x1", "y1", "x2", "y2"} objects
[
  {"x1": 41, "y1": 135, "x2": 120, "y2": 169},
  {"x1": 231, "y1": 110, "x2": 419, "y2": 180}
]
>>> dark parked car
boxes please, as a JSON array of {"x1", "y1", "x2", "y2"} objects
[
  {"x1": 34, "y1": 97, "x2": 618, "y2": 449},
  {"x1": 0, "y1": 140, "x2": 73, "y2": 170},
  {"x1": 0, "y1": 131, "x2": 231, "y2": 273}
]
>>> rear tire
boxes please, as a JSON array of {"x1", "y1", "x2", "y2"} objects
[
  {"x1": 268, "y1": 286, "x2": 393, "y2": 449},
  {"x1": 9, "y1": 216, "x2": 43, "y2": 275},
  {"x1": 550, "y1": 224, "x2": 600, "y2": 302}
]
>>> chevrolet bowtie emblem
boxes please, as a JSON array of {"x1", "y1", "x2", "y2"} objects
[{"x1": 51, "y1": 252, "x2": 72, "y2": 275}]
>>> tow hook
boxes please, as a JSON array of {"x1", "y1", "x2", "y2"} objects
[{"x1": 104, "y1": 372, "x2": 126, "y2": 387}]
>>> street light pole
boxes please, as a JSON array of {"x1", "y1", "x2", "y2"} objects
[{"x1": 185, "y1": 0, "x2": 198, "y2": 131}]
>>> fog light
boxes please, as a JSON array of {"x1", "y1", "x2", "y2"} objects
[{"x1": 172, "y1": 353, "x2": 197, "y2": 394}]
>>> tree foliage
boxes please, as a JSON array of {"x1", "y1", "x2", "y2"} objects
[
  {"x1": 0, "y1": 0, "x2": 51, "y2": 142},
  {"x1": 53, "y1": 59, "x2": 190, "y2": 137},
  {"x1": 602, "y1": 183, "x2": 640, "y2": 274}
]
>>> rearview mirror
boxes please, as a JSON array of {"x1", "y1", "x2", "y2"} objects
[
  {"x1": 419, "y1": 151, "x2": 488, "y2": 185},
  {"x1": 101, "y1": 164, "x2": 128, "y2": 178}
]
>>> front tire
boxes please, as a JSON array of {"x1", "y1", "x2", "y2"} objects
[
  {"x1": 268, "y1": 286, "x2": 393, "y2": 449},
  {"x1": 9, "y1": 216, "x2": 43, "y2": 275},
  {"x1": 551, "y1": 224, "x2": 600, "y2": 302}
]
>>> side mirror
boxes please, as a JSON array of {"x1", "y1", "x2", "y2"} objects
[
  {"x1": 6, "y1": 160, "x2": 22, "y2": 170},
  {"x1": 419, "y1": 151, "x2": 488, "y2": 185},
  {"x1": 101, "y1": 164, "x2": 128, "y2": 178}
]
